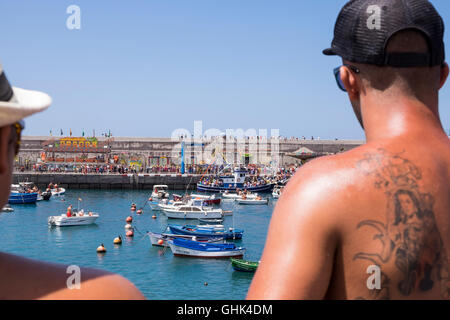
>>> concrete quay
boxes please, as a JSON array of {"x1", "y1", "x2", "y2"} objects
[{"x1": 12, "y1": 173, "x2": 202, "y2": 191}]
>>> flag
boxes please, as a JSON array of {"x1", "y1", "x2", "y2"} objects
[
  {"x1": 60, "y1": 129, "x2": 63, "y2": 136},
  {"x1": 70, "y1": 129, "x2": 72, "y2": 137},
  {"x1": 50, "y1": 130, "x2": 52, "y2": 136},
  {"x1": 82, "y1": 129, "x2": 85, "y2": 137}
]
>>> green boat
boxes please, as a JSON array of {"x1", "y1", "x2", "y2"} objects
[{"x1": 230, "y1": 258, "x2": 259, "y2": 272}]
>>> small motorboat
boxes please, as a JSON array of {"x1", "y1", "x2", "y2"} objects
[
  {"x1": 51, "y1": 187, "x2": 66, "y2": 196},
  {"x1": 48, "y1": 209, "x2": 99, "y2": 227},
  {"x1": 168, "y1": 224, "x2": 244, "y2": 240},
  {"x1": 221, "y1": 192, "x2": 259, "y2": 200},
  {"x1": 168, "y1": 238, "x2": 245, "y2": 258},
  {"x1": 148, "y1": 232, "x2": 225, "y2": 247},
  {"x1": 151, "y1": 185, "x2": 169, "y2": 199},
  {"x1": 37, "y1": 190, "x2": 52, "y2": 201},
  {"x1": 236, "y1": 198, "x2": 269, "y2": 205},
  {"x1": 1, "y1": 204, "x2": 14, "y2": 212},
  {"x1": 230, "y1": 258, "x2": 259, "y2": 272},
  {"x1": 272, "y1": 186, "x2": 284, "y2": 198},
  {"x1": 161, "y1": 199, "x2": 224, "y2": 219}
]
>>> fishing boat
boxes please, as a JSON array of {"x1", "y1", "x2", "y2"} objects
[
  {"x1": 151, "y1": 185, "x2": 169, "y2": 199},
  {"x1": 161, "y1": 199, "x2": 224, "y2": 219},
  {"x1": 168, "y1": 224, "x2": 244, "y2": 240},
  {"x1": 197, "y1": 167, "x2": 275, "y2": 193},
  {"x1": 236, "y1": 198, "x2": 269, "y2": 205},
  {"x1": 9, "y1": 183, "x2": 39, "y2": 204},
  {"x1": 9, "y1": 189, "x2": 38, "y2": 204},
  {"x1": 168, "y1": 238, "x2": 245, "y2": 258},
  {"x1": 148, "y1": 232, "x2": 225, "y2": 247},
  {"x1": 48, "y1": 209, "x2": 99, "y2": 227},
  {"x1": 230, "y1": 258, "x2": 259, "y2": 272},
  {"x1": 1, "y1": 204, "x2": 14, "y2": 212}
]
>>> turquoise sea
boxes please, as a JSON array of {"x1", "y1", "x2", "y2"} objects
[{"x1": 0, "y1": 190, "x2": 275, "y2": 300}]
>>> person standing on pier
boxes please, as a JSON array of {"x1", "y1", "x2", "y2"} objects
[
  {"x1": 248, "y1": 0, "x2": 450, "y2": 300},
  {"x1": 0, "y1": 62, "x2": 144, "y2": 299}
]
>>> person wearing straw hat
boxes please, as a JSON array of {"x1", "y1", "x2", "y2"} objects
[
  {"x1": 248, "y1": 0, "x2": 450, "y2": 300},
  {"x1": 0, "y1": 63, "x2": 144, "y2": 299}
]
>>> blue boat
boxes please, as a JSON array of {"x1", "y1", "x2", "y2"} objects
[
  {"x1": 168, "y1": 238, "x2": 245, "y2": 258},
  {"x1": 167, "y1": 224, "x2": 244, "y2": 240},
  {"x1": 8, "y1": 192, "x2": 38, "y2": 204},
  {"x1": 197, "y1": 167, "x2": 275, "y2": 193}
]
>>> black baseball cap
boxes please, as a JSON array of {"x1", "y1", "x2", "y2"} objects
[{"x1": 323, "y1": 0, "x2": 445, "y2": 67}]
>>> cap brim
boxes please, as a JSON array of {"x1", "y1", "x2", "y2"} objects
[
  {"x1": 323, "y1": 48, "x2": 337, "y2": 56},
  {"x1": 0, "y1": 87, "x2": 51, "y2": 127}
]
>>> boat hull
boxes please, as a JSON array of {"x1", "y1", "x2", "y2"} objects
[
  {"x1": 48, "y1": 215, "x2": 98, "y2": 227},
  {"x1": 168, "y1": 224, "x2": 243, "y2": 240},
  {"x1": 230, "y1": 258, "x2": 259, "y2": 272},
  {"x1": 162, "y1": 208, "x2": 223, "y2": 219},
  {"x1": 236, "y1": 199, "x2": 269, "y2": 205},
  {"x1": 149, "y1": 232, "x2": 224, "y2": 247},
  {"x1": 168, "y1": 239, "x2": 245, "y2": 258},
  {"x1": 8, "y1": 192, "x2": 38, "y2": 204},
  {"x1": 197, "y1": 183, "x2": 275, "y2": 193}
]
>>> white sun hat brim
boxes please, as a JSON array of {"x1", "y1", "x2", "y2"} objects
[{"x1": 0, "y1": 86, "x2": 52, "y2": 128}]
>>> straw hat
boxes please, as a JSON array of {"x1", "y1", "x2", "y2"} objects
[{"x1": 0, "y1": 62, "x2": 51, "y2": 127}]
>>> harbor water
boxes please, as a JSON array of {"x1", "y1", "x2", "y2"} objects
[{"x1": 0, "y1": 190, "x2": 275, "y2": 299}]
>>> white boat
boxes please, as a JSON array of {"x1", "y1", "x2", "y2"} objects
[
  {"x1": 162, "y1": 199, "x2": 223, "y2": 219},
  {"x1": 1, "y1": 204, "x2": 14, "y2": 212},
  {"x1": 151, "y1": 185, "x2": 169, "y2": 199},
  {"x1": 148, "y1": 232, "x2": 225, "y2": 247},
  {"x1": 221, "y1": 192, "x2": 259, "y2": 200},
  {"x1": 236, "y1": 198, "x2": 269, "y2": 205},
  {"x1": 48, "y1": 209, "x2": 99, "y2": 227},
  {"x1": 272, "y1": 186, "x2": 284, "y2": 198},
  {"x1": 51, "y1": 187, "x2": 66, "y2": 196}
]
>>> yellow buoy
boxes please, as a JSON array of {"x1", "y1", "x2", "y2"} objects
[
  {"x1": 96, "y1": 244, "x2": 106, "y2": 253},
  {"x1": 114, "y1": 236, "x2": 122, "y2": 245}
]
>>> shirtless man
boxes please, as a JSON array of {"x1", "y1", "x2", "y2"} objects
[
  {"x1": 247, "y1": 0, "x2": 450, "y2": 300},
  {"x1": 0, "y1": 62, "x2": 144, "y2": 299}
]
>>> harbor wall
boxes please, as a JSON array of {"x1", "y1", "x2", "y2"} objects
[{"x1": 12, "y1": 173, "x2": 202, "y2": 190}]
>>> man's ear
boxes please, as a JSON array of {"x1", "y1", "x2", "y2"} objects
[
  {"x1": 340, "y1": 66, "x2": 360, "y2": 101},
  {"x1": 439, "y1": 62, "x2": 449, "y2": 90},
  {"x1": 0, "y1": 126, "x2": 11, "y2": 175}
]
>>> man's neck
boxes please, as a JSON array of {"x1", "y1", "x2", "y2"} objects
[{"x1": 361, "y1": 95, "x2": 445, "y2": 143}]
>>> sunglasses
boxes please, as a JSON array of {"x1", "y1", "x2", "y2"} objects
[
  {"x1": 333, "y1": 64, "x2": 361, "y2": 92},
  {"x1": 10, "y1": 120, "x2": 25, "y2": 156}
]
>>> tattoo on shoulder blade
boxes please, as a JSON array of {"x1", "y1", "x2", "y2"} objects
[{"x1": 352, "y1": 148, "x2": 450, "y2": 299}]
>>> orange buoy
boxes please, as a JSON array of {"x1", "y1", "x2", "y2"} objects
[
  {"x1": 96, "y1": 244, "x2": 106, "y2": 253},
  {"x1": 148, "y1": 198, "x2": 153, "y2": 201},
  {"x1": 152, "y1": 214, "x2": 157, "y2": 219},
  {"x1": 157, "y1": 239, "x2": 164, "y2": 246},
  {"x1": 126, "y1": 216, "x2": 133, "y2": 223},
  {"x1": 131, "y1": 207, "x2": 136, "y2": 211},
  {"x1": 113, "y1": 236, "x2": 122, "y2": 245},
  {"x1": 137, "y1": 209, "x2": 143, "y2": 215},
  {"x1": 126, "y1": 230, "x2": 134, "y2": 237}
]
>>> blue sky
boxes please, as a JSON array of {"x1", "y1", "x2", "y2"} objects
[{"x1": 1, "y1": 0, "x2": 450, "y2": 139}]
